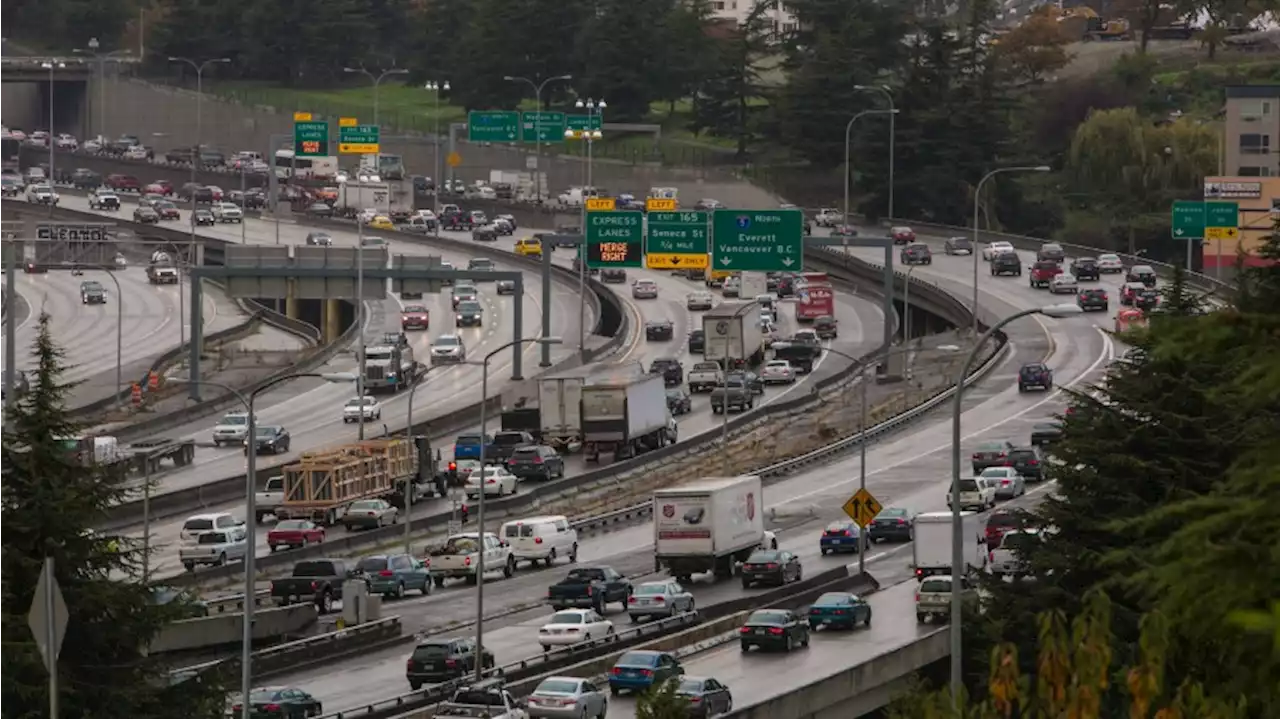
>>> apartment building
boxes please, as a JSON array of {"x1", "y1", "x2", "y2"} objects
[
  {"x1": 707, "y1": 0, "x2": 798, "y2": 35},
  {"x1": 1223, "y1": 85, "x2": 1280, "y2": 177}
]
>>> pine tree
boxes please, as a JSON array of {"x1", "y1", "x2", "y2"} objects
[
  {"x1": 635, "y1": 678, "x2": 692, "y2": 719},
  {"x1": 2, "y1": 314, "x2": 228, "y2": 719}
]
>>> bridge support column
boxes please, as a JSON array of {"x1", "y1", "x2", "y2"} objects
[
  {"x1": 323, "y1": 299, "x2": 341, "y2": 343},
  {"x1": 286, "y1": 294, "x2": 298, "y2": 321}
]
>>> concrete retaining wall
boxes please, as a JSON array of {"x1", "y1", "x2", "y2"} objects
[{"x1": 151, "y1": 603, "x2": 318, "y2": 654}]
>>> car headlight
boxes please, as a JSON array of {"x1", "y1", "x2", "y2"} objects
[{"x1": 457, "y1": 315, "x2": 463, "y2": 321}]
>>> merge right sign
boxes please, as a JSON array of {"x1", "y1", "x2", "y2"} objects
[{"x1": 712, "y1": 209, "x2": 805, "y2": 272}]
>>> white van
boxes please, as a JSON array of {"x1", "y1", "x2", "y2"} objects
[
  {"x1": 501, "y1": 515, "x2": 579, "y2": 568},
  {"x1": 180, "y1": 512, "x2": 243, "y2": 544}
]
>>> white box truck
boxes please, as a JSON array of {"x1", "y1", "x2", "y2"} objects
[
  {"x1": 702, "y1": 302, "x2": 766, "y2": 369},
  {"x1": 654, "y1": 475, "x2": 766, "y2": 581},
  {"x1": 536, "y1": 373, "x2": 585, "y2": 452},
  {"x1": 912, "y1": 511, "x2": 988, "y2": 580},
  {"x1": 337, "y1": 182, "x2": 391, "y2": 214},
  {"x1": 580, "y1": 374, "x2": 675, "y2": 462}
]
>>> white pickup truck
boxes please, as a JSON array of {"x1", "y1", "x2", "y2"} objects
[
  {"x1": 948, "y1": 477, "x2": 996, "y2": 512},
  {"x1": 428, "y1": 532, "x2": 516, "y2": 587},
  {"x1": 686, "y1": 361, "x2": 724, "y2": 393},
  {"x1": 435, "y1": 681, "x2": 527, "y2": 719},
  {"x1": 254, "y1": 476, "x2": 284, "y2": 521}
]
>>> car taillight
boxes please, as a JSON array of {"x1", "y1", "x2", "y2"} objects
[
  {"x1": 739, "y1": 627, "x2": 751, "y2": 634},
  {"x1": 833, "y1": 609, "x2": 845, "y2": 615},
  {"x1": 641, "y1": 669, "x2": 654, "y2": 677},
  {"x1": 651, "y1": 596, "x2": 664, "y2": 602},
  {"x1": 768, "y1": 627, "x2": 784, "y2": 635},
  {"x1": 586, "y1": 586, "x2": 593, "y2": 596},
  {"x1": 231, "y1": 706, "x2": 242, "y2": 713},
  {"x1": 897, "y1": 519, "x2": 908, "y2": 526},
  {"x1": 507, "y1": 458, "x2": 517, "y2": 465},
  {"x1": 486, "y1": 478, "x2": 496, "y2": 484},
  {"x1": 915, "y1": 592, "x2": 920, "y2": 602},
  {"x1": 629, "y1": 596, "x2": 638, "y2": 604},
  {"x1": 1004, "y1": 461, "x2": 1014, "y2": 466},
  {"x1": 1028, "y1": 460, "x2": 1039, "y2": 466},
  {"x1": 534, "y1": 537, "x2": 543, "y2": 544},
  {"x1": 915, "y1": 568, "x2": 924, "y2": 577},
  {"x1": 446, "y1": 659, "x2": 457, "y2": 668},
  {"x1": 1001, "y1": 480, "x2": 1010, "y2": 486},
  {"x1": 531, "y1": 457, "x2": 543, "y2": 464},
  {"x1": 310, "y1": 581, "x2": 319, "y2": 591},
  {"x1": 611, "y1": 667, "x2": 623, "y2": 675},
  {"x1": 379, "y1": 570, "x2": 394, "y2": 577},
  {"x1": 972, "y1": 453, "x2": 981, "y2": 459},
  {"x1": 464, "y1": 556, "x2": 472, "y2": 566},
  {"x1": 765, "y1": 563, "x2": 778, "y2": 569},
  {"x1": 689, "y1": 696, "x2": 702, "y2": 703},
  {"x1": 264, "y1": 704, "x2": 281, "y2": 712},
  {"x1": 448, "y1": 462, "x2": 457, "y2": 471},
  {"x1": 406, "y1": 659, "x2": 416, "y2": 670},
  {"x1": 997, "y1": 452, "x2": 1007, "y2": 458}
]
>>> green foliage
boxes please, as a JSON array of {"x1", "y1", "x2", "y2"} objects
[
  {"x1": 3, "y1": 0, "x2": 134, "y2": 52},
  {"x1": 635, "y1": 678, "x2": 690, "y2": 719},
  {"x1": 1, "y1": 314, "x2": 228, "y2": 719},
  {"x1": 686, "y1": 2, "x2": 775, "y2": 157}
]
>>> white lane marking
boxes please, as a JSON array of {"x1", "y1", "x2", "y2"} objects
[{"x1": 775, "y1": 326, "x2": 1114, "y2": 507}]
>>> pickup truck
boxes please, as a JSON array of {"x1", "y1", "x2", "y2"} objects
[
  {"x1": 546, "y1": 566, "x2": 633, "y2": 612},
  {"x1": 1028, "y1": 260, "x2": 1062, "y2": 289},
  {"x1": 429, "y1": 532, "x2": 516, "y2": 586},
  {"x1": 710, "y1": 380, "x2": 754, "y2": 413},
  {"x1": 254, "y1": 475, "x2": 284, "y2": 521},
  {"x1": 916, "y1": 574, "x2": 977, "y2": 623},
  {"x1": 489, "y1": 430, "x2": 535, "y2": 462},
  {"x1": 454, "y1": 433, "x2": 493, "y2": 462},
  {"x1": 686, "y1": 361, "x2": 723, "y2": 393},
  {"x1": 434, "y1": 680, "x2": 527, "y2": 719},
  {"x1": 269, "y1": 558, "x2": 353, "y2": 613}
]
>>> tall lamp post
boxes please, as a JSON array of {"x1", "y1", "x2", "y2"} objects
[
  {"x1": 475, "y1": 337, "x2": 563, "y2": 681},
  {"x1": 504, "y1": 74, "x2": 573, "y2": 206},
  {"x1": 853, "y1": 85, "x2": 897, "y2": 220},
  {"x1": 842, "y1": 109, "x2": 898, "y2": 227},
  {"x1": 566, "y1": 98, "x2": 605, "y2": 356},
  {"x1": 73, "y1": 39, "x2": 131, "y2": 141},
  {"x1": 42, "y1": 60, "x2": 65, "y2": 216},
  {"x1": 175, "y1": 372, "x2": 358, "y2": 719},
  {"x1": 424, "y1": 81, "x2": 450, "y2": 236},
  {"x1": 971, "y1": 166, "x2": 1051, "y2": 334},
  {"x1": 947, "y1": 303, "x2": 1081, "y2": 700},
  {"x1": 343, "y1": 66, "x2": 409, "y2": 128},
  {"x1": 168, "y1": 56, "x2": 230, "y2": 246}
]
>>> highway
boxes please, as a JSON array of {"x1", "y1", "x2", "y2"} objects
[{"x1": 260, "y1": 227, "x2": 1123, "y2": 712}]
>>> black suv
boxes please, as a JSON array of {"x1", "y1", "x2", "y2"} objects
[
  {"x1": 1126, "y1": 265, "x2": 1158, "y2": 287},
  {"x1": 900, "y1": 243, "x2": 932, "y2": 265},
  {"x1": 688, "y1": 329, "x2": 705, "y2": 353},
  {"x1": 1070, "y1": 257, "x2": 1100, "y2": 280},
  {"x1": 1036, "y1": 243, "x2": 1066, "y2": 263},
  {"x1": 601, "y1": 268, "x2": 627, "y2": 283},
  {"x1": 1077, "y1": 288, "x2": 1109, "y2": 312},
  {"x1": 506, "y1": 445, "x2": 564, "y2": 480},
  {"x1": 990, "y1": 252, "x2": 1022, "y2": 276},
  {"x1": 1007, "y1": 446, "x2": 1047, "y2": 481},
  {"x1": 1017, "y1": 363, "x2": 1053, "y2": 392},
  {"x1": 649, "y1": 358, "x2": 684, "y2": 386},
  {"x1": 646, "y1": 320, "x2": 674, "y2": 341},
  {"x1": 405, "y1": 639, "x2": 495, "y2": 689}
]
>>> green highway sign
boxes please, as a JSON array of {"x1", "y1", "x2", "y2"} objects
[
  {"x1": 293, "y1": 120, "x2": 329, "y2": 157},
  {"x1": 712, "y1": 209, "x2": 805, "y2": 271},
  {"x1": 521, "y1": 111, "x2": 567, "y2": 143},
  {"x1": 586, "y1": 210, "x2": 644, "y2": 268},
  {"x1": 338, "y1": 123, "x2": 380, "y2": 154},
  {"x1": 567, "y1": 114, "x2": 602, "y2": 133},
  {"x1": 1171, "y1": 200, "x2": 1238, "y2": 240},
  {"x1": 646, "y1": 211, "x2": 709, "y2": 269},
  {"x1": 467, "y1": 111, "x2": 520, "y2": 143}
]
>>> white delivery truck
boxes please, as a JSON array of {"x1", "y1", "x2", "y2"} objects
[
  {"x1": 702, "y1": 302, "x2": 766, "y2": 369},
  {"x1": 580, "y1": 374, "x2": 675, "y2": 463},
  {"x1": 537, "y1": 372, "x2": 585, "y2": 452},
  {"x1": 912, "y1": 511, "x2": 987, "y2": 580},
  {"x1": 337, "y1": 182, "x2": 391, "y2": 215},
  {"x1": 654, "y1": 475, "x2": 766, "y2": 581},
  {"x1": 739, "y1": 272, "x2": 768, "y2": 299}
]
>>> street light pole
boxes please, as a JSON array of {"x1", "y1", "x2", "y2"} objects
[
  {"x1": 842, "y1": 109, "x2": 898, "y2": 227},
  {"x1": 718, "y1": 301, "x2": 759, "y2": 455},
  {"x1": 854, "y1": 85, "x2": 897, "y2": 220},
  {"x1": 344, "y1": 66, "x2": 409, "y2": 129},
  {"x1": 504, "y1": 74, "x2": 573, "y2": 206},
  {"x1": 474, "y1": 338, "x2": 562, "y2": 683},
  {"x1": 948, "y1": 304, "x2": 1081, "y2": 701},
  {"x1": 175, "y1": 373, "x2": 357, "y2": 719},
  {"x1": 567, "y1": 98, "x2": 605, "y2": 357},
  {"x1": 425, "y1": 81, "x2": 450, "y2": 237},
  {"x1": 168, "y1": 56, "x2": 230, "y2": 255},
  {"x1": 971, "y1": 166, "x2": 1051, "y2": 335},
  {"x1": 73, "y1": 40, "x2": 131, "y2": 141},
  {"x1": 42, "y1": 61, "x2": 65, "y2": 217}
]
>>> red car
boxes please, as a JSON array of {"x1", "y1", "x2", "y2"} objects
[
  {"x1": 401, "y1": 305, "x2": 430, "y2": 330},
  {"x1": 105, "y1": 174, "x2": 140, "y2": 192},
  {"x1": 890, "y1": 226, "x2": 916, "y2": 245},
  {"x1": 144, "y1": 181, "x2": 173, "y2": 196},
  {"x1": 266, "y1": 520, "x2": 326, "y2": 552},
  {"x1": 985, "y1": 510, "x2": 1022, "y2": 550},
  {"x1": 1029, "y1": 260, "x2": 1063, "y2": 289}
]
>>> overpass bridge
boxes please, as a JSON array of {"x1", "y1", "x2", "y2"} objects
[{"x1": 1, "y1": 54, "x2": 142, "y2": 140}]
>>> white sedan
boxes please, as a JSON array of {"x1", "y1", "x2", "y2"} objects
[
  {"x1": 761, "y1": 359, "x2": 797, "y2": 384},
  {"x1": 465, "y1": 466, "x2": 519, "y2": 498},
  {"x1": 632, "y1": 279, "x2": 659, "y2": 299},
  {"x1": 983, "y1": 241, "x2": 1015, "y2": 261},
  {"x1": 1097, "y1": 253, "x2": 1124, "y2": 273},
  {"x1": 342, "y1": 396, "x2": 382, "y2": 423},
  {"x1": 1049, "y1": 274, "x2": 1078, "y2": 294},
  {"x1": 686, "y1": 291, "x2": 714, "y2": 311},
  {"x1": 538, "y1": 609, "x2": 615, "y2": 650}
]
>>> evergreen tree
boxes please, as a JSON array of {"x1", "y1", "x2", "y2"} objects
[
  {"x1": 635, "y1": 678, "x2": 691, "y2": 719},
  {"x1": 406, "y1": 0, "x2": 475, "y2": 85},
  {"x1": 1, "y1": 315, "x2": 227, "y2": 719},
  {"x1": 686, "y1": 1, "x2": 774, "y2": 157},
  {"x1": 573, "y1": 0, "x2": 673, "y2": 120}
]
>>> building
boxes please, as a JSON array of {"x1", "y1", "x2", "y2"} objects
[
  {"x1": 706, "y1": 0, "x2": 797, "y2": 36},
  {"x1": 1223, "y1": 85, "x2": 1280, "y2": 177},
  {"x1": 1200, "y1": 176, "x2": 1276, "y2": 270}
]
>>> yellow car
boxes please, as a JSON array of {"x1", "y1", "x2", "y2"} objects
[
  {"x1": 514, "y1": 237, "x2": 542, "y2": 257},
  {"x1": 369, "y1": 215, "x2": 396, "y2": 231}
]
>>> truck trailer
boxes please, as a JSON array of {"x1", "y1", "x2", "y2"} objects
[
  {"x1": 653, "y1": 475, "x2": 766, "y2": 581},
  {"x1": 537, "y1": 373, "x2": 586, "y2": 451},
  {"x1": 795, "y1": 272, "x2": 835, "y2": 322},
  {"x1": 702, "y1": 302, "x2": 766, "y2": 369},
  {"x1": 363, "y1": 343, "x2": 418, "y2": 393},
  {"x1": 911, "y1": 511, "x2": 987, "y2": 580},
  {"x1": 276, "y1": 438, "x2": 419, "y2": 525},
  {"x1": 580, "y1": 374, "x2": 675, "y2": 462}
]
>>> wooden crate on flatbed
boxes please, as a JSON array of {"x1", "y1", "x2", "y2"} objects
[{"x1": 278, "y1": 438, "x2": 417, "y2": 524}]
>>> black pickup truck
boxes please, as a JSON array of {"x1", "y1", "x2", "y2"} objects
[
  {"x1": 547, "y1": 567, "x2": 632, "y2": 612},
  {"x1": 270, "y1": 559, "x2": 353, "y2": 613},
  {"x1": 489, "y1": 430, "x2": 535, "y2": 463}
]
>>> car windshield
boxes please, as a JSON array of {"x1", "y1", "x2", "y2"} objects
[
  {"x1": 921, "y1": 579, "x2": 953, "y2": 593},
  {"x1": 350, "y1": 500, "x2": 380, "y2": 510},
  {"x1": 435, "y1": 336, "x2": 460, "y2": 347},
  {"x1": 747, "y1": 609, "x2": 789, "y2": 625},
  {"x1": 403, "y1": 305, "x2": 427, "y2": 313},
  {"x1": 355, "y1": 557, "x2": 389, "y2": 572},
  {"x1": 255, "y1": 426, "x2": 278, "y2": 437},
  {"x1": 549, "y1": 612, "x2": 584, "y2": 624},
  {"x1": 249, "y1": 689, "x2": 284, "y2": 703},
  {"x1": 345, "y1": 398, "x2": 372, "y2": 407},
  {"x1": 457, "y1": 301, "x2": 482, "y2": 313},
  {"x1": 412, "y1": 643, "x2": 450, "y2": 660},
  {"x1": 746, "y1": 550, "x2": 780, "y2": 563},
  {"x1": 988, "y1": 512, "x2": 1019, "y2": 529},
  {"x1": 816, "y1": 592, "x2": 850, "y2": 605},
  {"x1": 977, "y1": 441, "x2": 1007, "y2": 451},
  {"x1": 511, "y1": 447, "x2": 540, "y2": 458},
  {"x1": 676, "y1": 679, "x2": 704, "y2": 694},
  {"x1": 959, "y1": 479, "x2": 980, "y2": 492},
  {"x1": 183, "y1": 518, "x2": 213, "y2": 532},
  {"x1": 877, "y1": 508, "x2": 906, "y2": 518},
  {"x1": 635, "y1": 583, "x2": 669, "y2": 595}
]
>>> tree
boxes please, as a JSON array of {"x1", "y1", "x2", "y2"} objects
[
  {"x1": 686, "y1": 1, "x2": 774, "y2": 157},
  {"x1": 1111, "y1": 0, "x2": 1167, "y2": 53},
  {"x1": 993, "y1": 12, "x2": 1069, "y2": 84},
  {"x1": 635, "y1": 678, "x2": 690, "y2": 719},
  {"x1": 406, "y1": 0, "x2": 475, "y2": 85},
  {"x1": 1235, "y1": 217, "x2": 1280, "y2": 312},
  {"x1": 1, "y1": 315, "x2": 228, "y2": 719},
  {"x1": 889, "y1": 592, "x2": 1248, "y2": 718},
  {"x1": 573, "y1": 0, "x2": 674, "y2": 120}
]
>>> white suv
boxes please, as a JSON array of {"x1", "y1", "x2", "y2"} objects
[
  {"x1": 212, "y1": 411, "x2": 256, "y2": 446},
  {"x1": 212, "y1": 202, "x2": 243, "y2": 223},
  {"x1": 342, "y1": 396, "x2": 382, "y2": 423}
]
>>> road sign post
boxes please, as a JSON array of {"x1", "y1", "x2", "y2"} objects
[
  {"x1": 29, "y1": 557, "x2": 68, "y2": 718},
  {"x1": 467, "y1": 111, "x2": 520, "y2": 143},
  {"x1": 338, "y1": 123, "x2": 380, "y2": 154},
  {"x1": 521, "y1": 111, "x2": 567, "y2": 143},
  {"x1": 646, "y1": 211, "x2": 709, "y2": 269},
  {"x1": 293, "y1": 118, "x2": 330, "y2": 157},
  {"x1": 712, "y1": 209, "x2": 805, "y2": 272},
  {"x1": 1171, "y1": 199, "x2": 1237, "y2": 271},
  {"x1": 585, "y1": 211, "x2": 644, "y2": 269}
]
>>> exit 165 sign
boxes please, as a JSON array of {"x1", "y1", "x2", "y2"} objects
[{"x1": 585, "y1": 211, "x2": 643, "y2": 268}]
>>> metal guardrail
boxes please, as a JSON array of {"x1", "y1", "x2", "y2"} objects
[{"x1": 202, "y1": 589, "x2": 273, "y2": 614}]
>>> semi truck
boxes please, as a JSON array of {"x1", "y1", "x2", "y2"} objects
[
  {"x1": 702, "y1": 302, "x2": 766, "y2": 369},
  {"x1": 336, "y1": 182, "x2": 391, "y2": 215},
  {"x1": 580, "y1": 374, "x2": 675, "y2": 463},
  {"x1": 276, "y1": 438, "x2": 421, "y2": 526},
  {"x1": 911, "y1": 511, "x2": 987, "y2": 580},
  {"x1": 795, "y1": 272, "x2": 835, "y2": 322},
  {"x1": 653, "y1": 475, "x2": 766, "y2": 581},
  {"x1": 362, "y1": 342, "x2": 418, "y2": 393},
  {"x1": 146, "y1": 251, "x2": 180, "y2": 285},
  {"x1": 538, "y1": 373, "x2": 586, "y2": 452},
  {"x1": 57, "y1": 434, "x2": 196, "y2": 476}
]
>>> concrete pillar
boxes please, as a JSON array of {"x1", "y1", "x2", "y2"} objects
[
  {"x1": 324, "y1": 299, "x2": 341, "y2": 343},
  {"x1": 286, "y1": 294, "x2": 298, "y2": 321}
]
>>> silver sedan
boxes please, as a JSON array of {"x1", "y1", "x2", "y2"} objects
[
  {"x1": 526, "y1": 676, "x2": 609, "y2": 719},
  {"x1": 979, "y1": 467, "x2": 1026, "y2": 500},
  {"x1": 342, "y1": 499, "x2": 399, "y2": 530},
  {"x1": 1049, "y1": 274, "x2": 1079, "y2": 295},
  {"x1": 628, "y1": 579, "x2": 695, "y2": 622}
]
